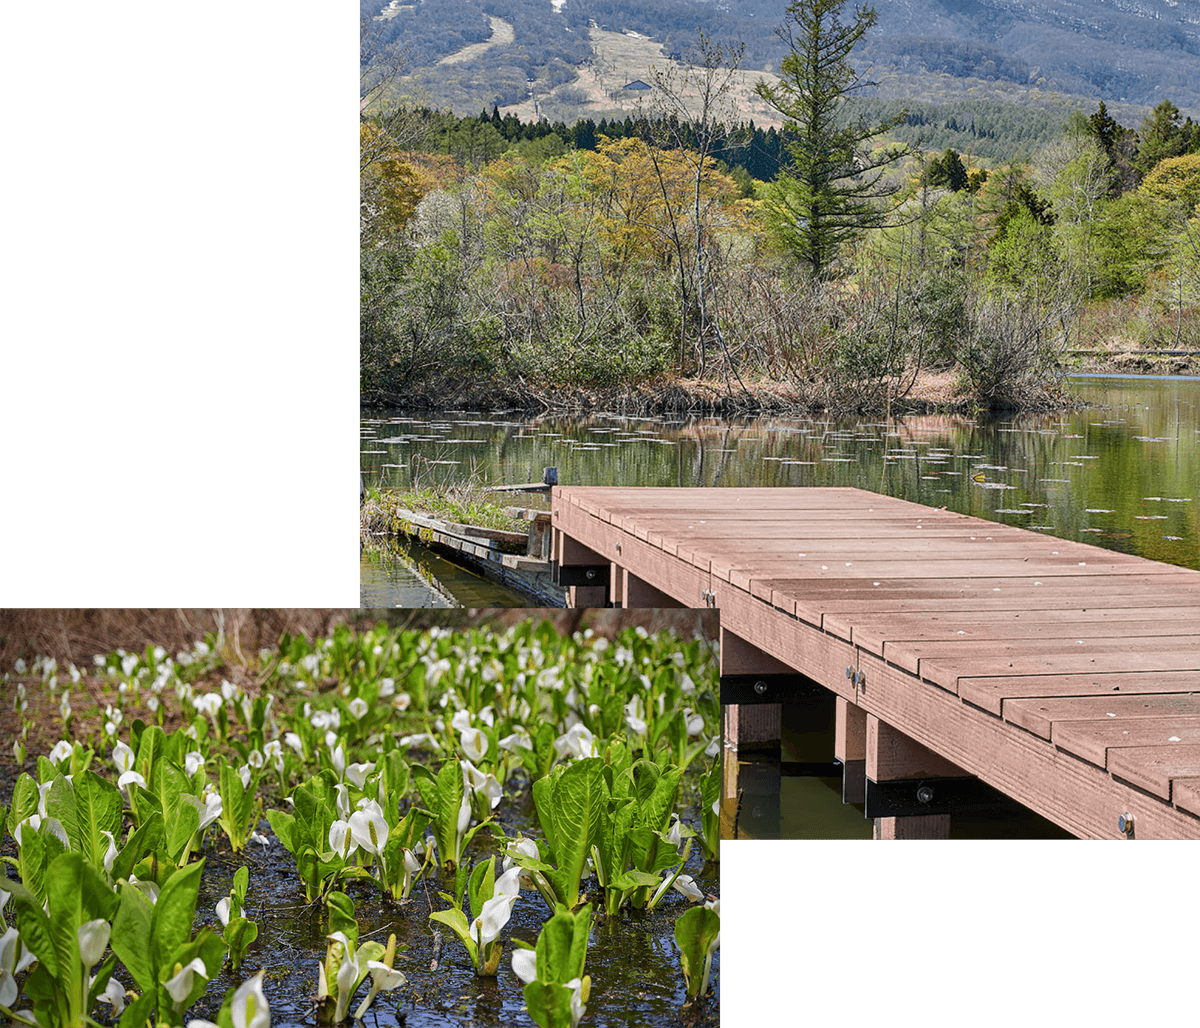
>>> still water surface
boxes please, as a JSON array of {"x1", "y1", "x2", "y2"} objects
[{"x1": 361, "y1": 375, "x2": 1200, "y2": 607}]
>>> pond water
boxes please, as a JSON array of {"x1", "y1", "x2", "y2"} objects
[
  {"x1": 361, "y1": 375, "x2": 1200, "y2": 606},
  {"x1": 360, "y1": 538, "x2": 532, "y2": 608}
]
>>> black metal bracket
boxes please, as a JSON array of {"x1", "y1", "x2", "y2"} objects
[
  {"x1": 552, "y1": 562, "x2": 610, "y2": 588},
  {"x1": 864, "y1": 776, "x2": 1016, "y2": 819},
  {"x1": 719, "y1": 673, "x2": 827, "y2": 705}
]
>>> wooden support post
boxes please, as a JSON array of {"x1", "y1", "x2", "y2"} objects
[
  {"x1": 867, "y1": 715, "x2": 967, "y2": 839},
  {"x1": 556, "y1": 532, "x2": 609, "y2": 607},
  {"x1": 622, "y1": 570, "x2": 682, "y2": 608},
  {"x1": 720, "y1": 628, "x2": 790, "y2": 747},
  {"x1": 835, "y1": 697, "x2": 867, "y2": 804}
]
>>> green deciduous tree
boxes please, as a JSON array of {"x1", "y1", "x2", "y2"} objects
[{"x1": 755, "y1": 0, "x2": 907, "y2": 279}]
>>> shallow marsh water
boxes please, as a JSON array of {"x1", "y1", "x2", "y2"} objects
[
  {"x1": 361, "y1": 375, "x2": 1200, "y2": 606},
  {"x1": 0, "y1": 788, "x2": 717, "y2": 1028}
]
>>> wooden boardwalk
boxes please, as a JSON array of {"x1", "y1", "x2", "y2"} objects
[{"x1": 551, "y1": 486, "x2": 1200, "y2": 839}]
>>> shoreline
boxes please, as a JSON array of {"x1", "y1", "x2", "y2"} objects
[{"x1": 363, "y1": 356, "x2": 1199, "y2": 418}]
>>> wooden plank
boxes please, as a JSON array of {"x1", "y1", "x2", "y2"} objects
[
  {"x1": 1174, "y1": 779, "x2": 1200, "y2": 817},
  {"x1": 874, "y1": 815, "x2": 951, "y2": 839},
  {"x1": 919, "y1": 647, "x2": 1200, "y2": 692},
  {"x1": 1106, "y1": 745, "x2": 1200, "y2": 800},
  {"x1": 848, "y1": 614, "x2": 1200, "y2": 654},
  {"x1": 1003, "y1": 695, "x2": 1200, "y2": 740},
  {"x1": 835, "y1": 697, "x2": 867, "y2": 762},
  {"x1": 1050, "y1": 717, "x2": 1200, "y2": 767},
  {"x1": 959, "y1": 671, "x2": 1200, "y2": 715},
  {"x1": 867, "y1": 715, "x2": 968, "y2": 780}
]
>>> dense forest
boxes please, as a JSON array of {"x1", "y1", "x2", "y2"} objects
[{"x1": 361, "y1": 3, "x2": 1200, "y2": 414}]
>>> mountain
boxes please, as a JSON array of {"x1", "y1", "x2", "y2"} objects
[{"x1": 368, "y1": 0, "x2": 1200, "y2": 134}]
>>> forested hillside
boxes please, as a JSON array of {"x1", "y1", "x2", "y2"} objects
[{"x1": 367, "y1": 0, "x2": 1200, "y2": 122}]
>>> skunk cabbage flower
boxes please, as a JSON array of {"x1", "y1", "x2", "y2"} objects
[
  {"x1": 100, "y1": 830, "x2": 118, "y2": 874},
  {"x1": 349, "y1": 803, "x2": 389, "y2": 856},
  {"x1": 345, "y1": 761, "x2": 375, "y2": 790},
  {"x1": 462, "y1": 760, "x2": 503, "y2": 811},
  {"x1": 460, "y1": 727, "x2": 487, "y2": 763},
  {"x1": 671, "y1": 874, "x2": 705, "y2": 903},
  {"x1": 47, "y1": 740, "x2": 73, "y2": 766},
  {"x1": 470, "y1": 865, "x2": 521, "y2": 961},
  {"x1": 348, "y1": 697, "x2": 369, "y2": 721},
  {"x1": 95, "y1": 976, "x2": 127, "y2": 1015},
  {"x1": 329, "y1": 819, "x2": 357, "y2": 859},
  {"x1": 216, "y1": 896, "x2": 231, "y2": 927},
  {"x1": 450, "y1": 709, "x2": 473, "y2": 733},
  {"x1": 231, "y1": 970, "x2": 270, "y2": 1028},
  {"x1": 184, "y1": 750, "x2": 206, "y2": 777},
  {"x1": 554, "y1": 723, "x2": 597, "y2": 761},
  {"x1": 117, "y1": 770, "x2": 146, "y2": 795},
  {"x1": 511, "y1": 948, "x2": 537, "y2": 984},
  {"x1": 77, "y1": 919, "x2": 111, "y2": 967},
  {"x1": 683, "y1": 708, "x2": 705, "y2": 736},
  {"x1": 354, "y1": 934, "x2": 405, "y2": 1019},
  {"x1": 498, "y1": 728, "x2": 533, "y2": 752},
  {"x1": 111, "y1": 740, "x2": 136, "y2": 773},
  {"x1": 165, "y1": 957, "x2": 208, "y2": 1005}
]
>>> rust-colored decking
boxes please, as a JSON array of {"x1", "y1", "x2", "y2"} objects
[{"x1": 551, "y1": 486, "x2": 1200, "y2": 839}]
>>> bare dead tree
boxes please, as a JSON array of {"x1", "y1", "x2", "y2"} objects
[{"x1": 646, "y1": 34, "x2": 751, "y2": 396}]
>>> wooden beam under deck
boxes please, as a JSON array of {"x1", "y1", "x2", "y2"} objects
[{"x1": 552, "y1": 486, "x2": 1200, "y2": 839}]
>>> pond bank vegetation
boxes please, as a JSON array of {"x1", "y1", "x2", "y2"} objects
[{"x1": 362, "y1": 8, "x2": 1200, "y2": 415}]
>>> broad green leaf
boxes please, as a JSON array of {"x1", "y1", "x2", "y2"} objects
[
  {"x1": 535, "y1": 904, "x2": 590, "y2": 985},
  {"x1": 149, "y1": 761, "x2": 187, "y2": 826},
  {"x1": 112, "y1": 811, "x2": 164, "y2": 882},
  {"x1": 674, "y1": 906, "x2": 720, "y2": 998},
  {"x1": 165, "y1": 799, "x2": 201, "y2": 863},
  {"x1": 631, "y1": 761, "x2": 680, "y2": 833},
  {"x1": 233, "y1": 865, "x2": 249, "y2": 901},
  {"x1": 5, "y1": 881, "x2": 59, "y2": 978},
  {"x1": 136, "y1": 725, "x2": 167, "y2": 782},
  {"x1": 225, "y1": 916, "x2": 258, "y2": 954},
  {"x1": 112, "y1": 881, "x2": 155, "y2": 989},
  {"x1": 265, "y1": 808, "x2": 296, "y2": 854},
  {"x1": 17, "y1": 818, "x2": 48, "y2": 899},
  {"x1": 327, "y1": 891, "x2": 358, "y2": 948},
  {"x1": 544, "y1": 758, "x2": 605, "y2": 909},
  {"x1": 429, "y1": 907, "x2": 478, "y2": 965},
  {"x1": 75, "y1": 770, "x2": 124, "y2": 871},
  {"x1": 151, "y1": 857, "x2": 204, "y2": 963},
  {"x1": 43, "y1": 775, "x2": 80, "y2": 853},
  {"x1": 522, "y1": 980, "x2": 576, "y2": 1028},
  {"x1": 468, "y1": 857, "x2": 496, "y2": 923},
  {"x1": 9, "y1": 767, "x2": 39, "y2": 825}
]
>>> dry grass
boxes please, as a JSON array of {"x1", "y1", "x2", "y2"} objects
[
  {"x1": 499, "y1": 28, "x2": 783, "y2": 128},
  {"x1": 0, "y1": 608, "x2": 716, "y2": 784},
  {"x1": 0, "y1": 610, "x2": 363, "y2": 672}
]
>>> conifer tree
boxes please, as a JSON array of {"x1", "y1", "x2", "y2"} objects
[{"x1": 755, "y1": 0, "x2": 907, "y2": 278}]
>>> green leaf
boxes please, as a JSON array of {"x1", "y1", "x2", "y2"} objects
[
  {"x1": 542, "y1": 758, "x2": 605, "y2": 909},
  {"x1": 6, "y1": 881, "x2": 59, "y2": 978},
  {"x1": 675, "y1": 905, "x2": 720, "y2": 998},
  {"x1": 17, "y1": 819, "x2": 48, "y2": 899},
  {"x1": 265, "y1": 809, "x2": 296, "y2": 854},
  {"x1": 112, "y1": 811, "x2": 164, "y2": 883},
  {"x1": 43, "y1": 775, "x2": 80, "y2": 853},
  {"x1": 136, "y1": 725, "x2": 167, "y2": 782},
  {"x1": 535, "y1": 903, "x2": 590, "y2": 985},
  {"x1": 151, "y1": 858, "x2": 205, "y2": 965},
  {"x1": 165, "y1": 799, "x2": 201, "y2": 863},
  {"x1": 148, "y1": 760, "x2": 187, "y2": 824},
  {"x1": 522, "y1": 981, "x2": 576, "y2": 1028},
  {"x1": 10, "y1": 774, "x2": 39, "y2": 825},
  {"x1": 75, "y1": 770, "x2": 125, "y2": 871},
  {"x1": 112, "y1": 881, "x2": 156, "y2": 990},
  {"x1": 429, "y1": 907, "x2": 478, "y2": 966}
]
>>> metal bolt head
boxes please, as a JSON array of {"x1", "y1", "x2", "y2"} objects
[
  {"x1": 846, "y1": 666, "x2": 854, "y2": 679},
  {"x1": 615, "y1": 542, "x2": 621, "y2": 554},
  {"x1": 753, "y1": 680, "x2": 768, "y2": 695},
  {"x1": 585, "y1": 569, "x2": 596, "y2": 581},
  {"x1": 1118, "y1": 813, "x2": 1134, "y2": 836},
  {"x1": 917, "y1": 786, "x2": 934, "y2": 804}
]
